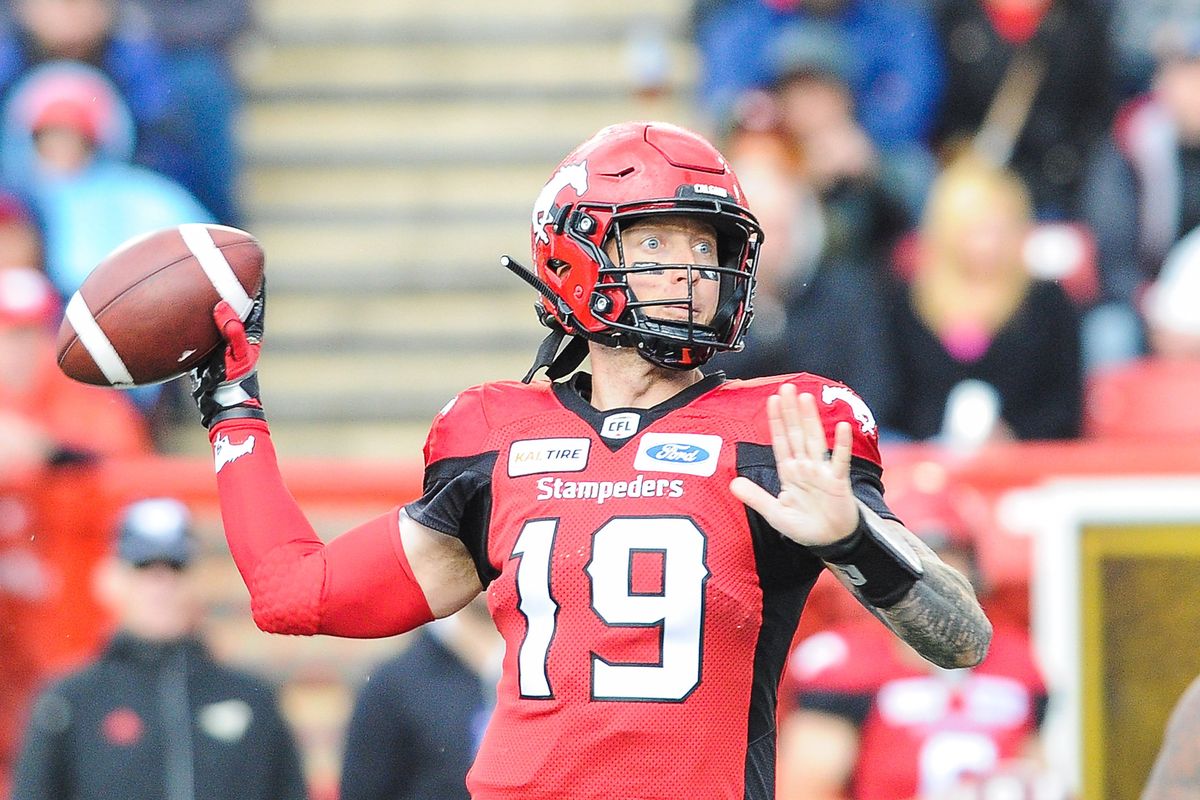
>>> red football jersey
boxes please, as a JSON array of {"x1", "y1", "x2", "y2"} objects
[
  {"x1": 405, "y1": 372, "x2": 887, "y2": 800},
  {"x1": 789, "y1": 621, "x2": 1046, "y2": 799}
]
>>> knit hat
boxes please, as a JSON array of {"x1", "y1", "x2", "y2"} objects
[
  {"x1": 0, "y1": 266, "x2": 58, "y2": 328},
  {"x1": 116, "y1": 498, "x2": 195, "y2": 568}
]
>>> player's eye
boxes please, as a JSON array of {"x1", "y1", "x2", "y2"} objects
[{"x1": 640, "y1": 236, "x2": 662, "y2": 251}]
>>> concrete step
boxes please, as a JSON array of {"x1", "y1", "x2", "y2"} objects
[
  {"x1": 250, "y1": 217, "x2": 530, "y2": 289},
  {"x1": 256, "y1": 0, "x2": 683, "y2": 29},
  {"x1": 168, "y1": 298, "x2": 550, "y2": 448},
  {"x1": 257, "y1": 348, "x2": 537, "y2": 417},
  {"x1": 240, "y1": 95, "x2": 695, "y2": 152},
  {"x1": 244, "y1": 140, "x2": 574, "y2": 167},
  {"x1": 266, "y1": 289, "x2": 541, "y2": 342},
  {"x1": 242, "y1": 161, "x2": 545, "y2": 216},
  {"x1": 239, "y1": 39, "x2": 694, "y2": 94}
]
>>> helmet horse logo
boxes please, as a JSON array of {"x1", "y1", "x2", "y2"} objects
[{"x1": 532, "y1": 161, "x2": 589, "y2": 245}]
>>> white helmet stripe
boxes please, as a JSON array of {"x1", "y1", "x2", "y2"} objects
[
  {"x1": 65, "y1": 292, "x2": 135, "y2": 386},
  {"x1": 179, "y1": 224, "x2": 253, "y2": 320}
]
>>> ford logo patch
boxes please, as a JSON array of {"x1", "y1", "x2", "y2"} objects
[{"x1": 646, "y1": 443, "x2": 708, "y2": 463}]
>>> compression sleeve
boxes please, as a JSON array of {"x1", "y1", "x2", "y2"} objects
[{"x1": 210, "y1": 418, "x2": 433, "y2": 637}]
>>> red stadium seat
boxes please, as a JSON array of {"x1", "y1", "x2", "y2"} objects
[{"x1": 1085, "y1": 359, "x2": 1200, "y2": 439}]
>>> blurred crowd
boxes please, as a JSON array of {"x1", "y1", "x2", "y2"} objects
[
  {"x1": 696, "y1": 0, "x2": 1200, "y2": 454},
  {"x1": 1, "y1": 0, "x2": 1199, "y2": 798},
  {"x1": 0, "y1": 0, "x2": 253, "y2": 796},
  {"x1": 693, "y1": 0, "x2": 1200, "y2": 797},
  {"x1": 0, "y1": 0, "x2": 250, "y2": 428}
]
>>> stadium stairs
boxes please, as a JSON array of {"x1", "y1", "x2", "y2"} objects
[{"x1": 164, "y1": 0, "x2": 699, "y2": 461}]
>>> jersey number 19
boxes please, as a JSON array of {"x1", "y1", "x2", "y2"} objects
[{"x1": 511, "y1": 516, "x2": 710, "y2": 702}]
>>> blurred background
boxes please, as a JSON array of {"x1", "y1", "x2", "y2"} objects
[{"x1": 2, "y1": 0, "x2": 1200, "y2": 798}]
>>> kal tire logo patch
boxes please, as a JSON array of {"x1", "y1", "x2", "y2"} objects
[{"x1": 508, "y1": 438, "x2": 591, "y2": 477}]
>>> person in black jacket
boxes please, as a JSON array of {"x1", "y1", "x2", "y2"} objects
[
  {"x1": 927, "y1": 0, "x2": 1116, "y2": 219},
  {"x1": 881, "y1": 155, "x2": 1082, "y2": 444},
  {"x1": 11, "y1": 497, "x2": 307, "y2": 800},
  {"x1": 339, "y1": 597, "x2": 501, "y2": 800}
]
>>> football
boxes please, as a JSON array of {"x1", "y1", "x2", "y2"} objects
[{"x1": 56, "y1": 224, "x2": 265, "y2": 387}]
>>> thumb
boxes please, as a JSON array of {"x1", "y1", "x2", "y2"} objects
[
  {"x1": 213, "y1": 301, "x2": 249, "y2": 364},
  {"x1": 729, "y1": 476, "x2": 778, "y2": 517}
]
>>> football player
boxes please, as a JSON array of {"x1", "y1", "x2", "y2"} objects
[
  {"x1": 191, "y1": 121, "x2": 992, "y2": 800},
  {"x1": 1144, "y1": 674, "x2": 1200, "y2": 799}
]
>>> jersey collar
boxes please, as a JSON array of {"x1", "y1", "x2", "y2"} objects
[{"x1": 552, "y1": 371, "x2": 726, "y2": 451}]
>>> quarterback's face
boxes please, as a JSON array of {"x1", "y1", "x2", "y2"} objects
[{"x1": 606, "y1": 216, "x2": 721, "y2": 326}]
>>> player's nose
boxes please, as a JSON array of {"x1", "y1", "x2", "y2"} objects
[
  {"x1": 668, "y1": 260, "x2": 705, "y2": 286},
  {"x1": 663, "y1": 243, "x2": 703, "y2": 281}
]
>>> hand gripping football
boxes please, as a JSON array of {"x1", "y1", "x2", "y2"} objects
[{"x1": 56, "y1": 224, "x2": 265, "y2": 387}]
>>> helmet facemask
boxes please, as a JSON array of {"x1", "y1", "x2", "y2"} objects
[{"x1": 587, "y1": 198, "x2": 763, "y2": 370}]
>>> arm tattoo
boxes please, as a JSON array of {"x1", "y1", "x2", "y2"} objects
[
  {"x1": 833, "y1": 509, "x2": 993, "y2": 669},
  {"x1": 874, "y1": 551, "x2": 992, "y2": 669},
  {"x1": 1143, "y1": 676, "x2": 1200, "y2": 799}
]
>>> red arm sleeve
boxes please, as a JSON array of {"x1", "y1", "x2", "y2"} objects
[{"x1": 210, "y1": 418, "x2": 433, "y2": 638}]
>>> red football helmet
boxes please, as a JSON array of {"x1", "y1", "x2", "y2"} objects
[{"x1": 511, "y1": 121, "x2": 763, "y2": 373}]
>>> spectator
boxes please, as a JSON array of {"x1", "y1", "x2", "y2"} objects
[
  {"x1": 928, "y1": 0, "x2": 1115, "y2": 219},
  {"x1": 1143, "y1": 225, "x2": 1200, "y2": 360},
  {"x1": 1084, "y1": 225, "x2": 1200, "y2": 439},
  {"x1": 691, "y1": 0, "x2": 943, "y2": 207},
  {"x1": 340, "y1": 596, "x2": 501, "y2": 800},
  {"x1": 1108, "y1": 0, "x2": 1200, "y2": 97},
  {"x1": 0, "y1": 190, "x2": 42, "y2": 269},
  {"x1": 0, "y1": 0, "x2": 185, "y2": 187},
  {"x1": 777, "y1": 463, "x2": 1053, "y2": 800},
  {"x1": 0, "y1": 264, "x2": 151, "y2": 790},
  {"x1": 1082, "y1": 25, "x2": 1200, "y2": 351},
  {"x1": 11, "y1": 497, "x2": 308, "y2": 800},
  {"x1": 0, "y1": 61, "x2": 212, "y2": 298},
  {"x1": 710, "y1": 115, "x2": 899, "y2": 420},
  {"x1": 1, "y1": 61, "x2": 210, "y2": 418},
  {"x1": 0, "y1": 266, "x2": 150, "y2": 475},
  {"x1": 775, "y1": 22, "x2": 938, "y2": 216},
  {"x1": 120, "y1": 0, "x2": 253, "y2": 224},
  {"x1": 0, "y1": 504, "x2": 47, "y2": 800},
  {"x1": 881, "y1": 156, "x2": 1083, "y2": 443},
  {"x1": 768, "y1": 58, "x2": 914, "y2": 269}
]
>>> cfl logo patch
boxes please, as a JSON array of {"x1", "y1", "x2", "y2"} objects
[{"x1": 600, "y1": 412, "x2": 640, "y2": 440}]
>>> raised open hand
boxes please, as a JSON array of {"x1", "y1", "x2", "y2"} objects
[{"x1": 729, "y1": 383, "x2": 860, "y2": 547}]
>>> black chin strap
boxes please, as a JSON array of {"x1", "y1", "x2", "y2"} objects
[{"x1": 522, "y1": 328, "x2": 590, "y2": 384}]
